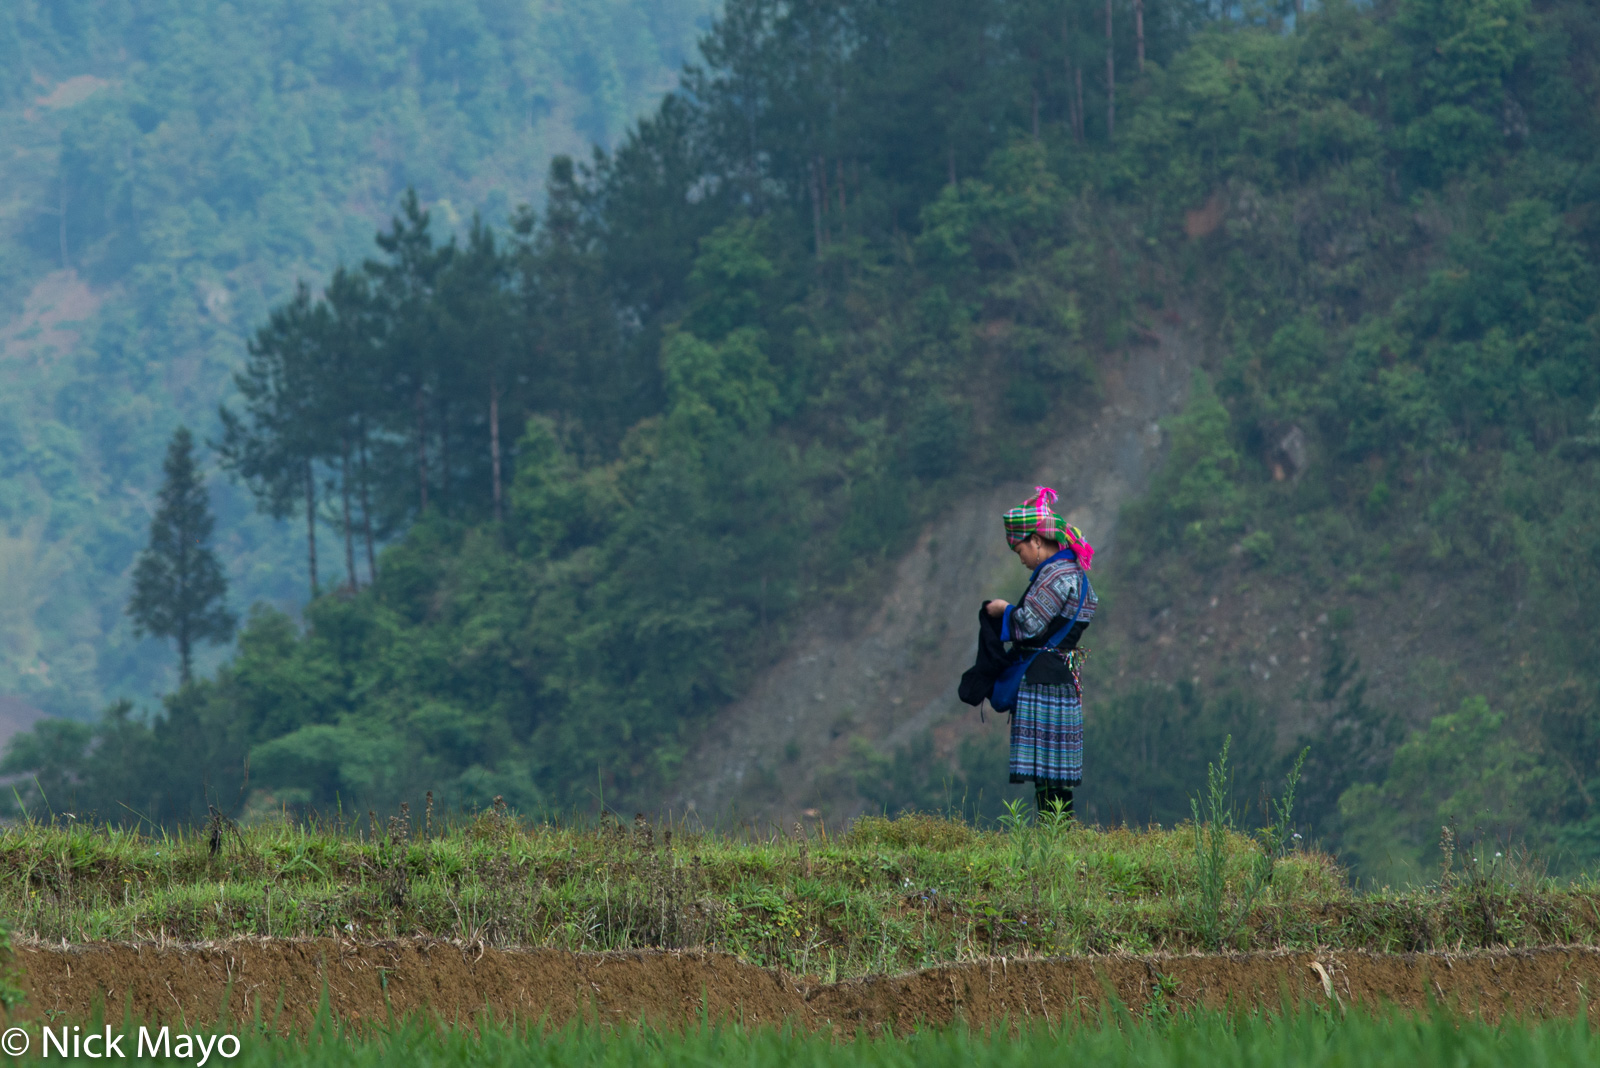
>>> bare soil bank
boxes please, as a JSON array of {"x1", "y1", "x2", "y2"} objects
[
  {"x1": 11, "y1": 941, "x2": 1600, "y2": 1032},
  {"x1": 665, "y1": 318, "x2": 1204, "y2": 823}
]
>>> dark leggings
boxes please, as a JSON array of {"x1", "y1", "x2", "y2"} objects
[{"x1": 1035, "y1": 786, "x2": 1074, "y2": 816}]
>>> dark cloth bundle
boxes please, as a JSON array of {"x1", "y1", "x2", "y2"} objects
[{"x1": 958, "y1": 604, "x2": 1010, "y2": 707}]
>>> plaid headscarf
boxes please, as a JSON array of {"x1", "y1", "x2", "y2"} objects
[{"x1": 1003, "y1": 486, "x2": 1095, "y2": 569}]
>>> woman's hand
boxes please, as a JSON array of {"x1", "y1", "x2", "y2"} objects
[{"x1": 984, "y1": 599, "x2": 1008, "y2": 618}]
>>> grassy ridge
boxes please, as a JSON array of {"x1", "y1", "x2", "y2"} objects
[{"x1": 5, "y1": 811, "x2": 1599, "y2": 976}]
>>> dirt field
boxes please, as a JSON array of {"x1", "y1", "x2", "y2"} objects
[{"x1": 10, "y1": 940, "x2": 1600, "y2": 1032}]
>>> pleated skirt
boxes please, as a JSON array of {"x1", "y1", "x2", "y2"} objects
[{"x1": 1008, "y1": 681, "x2": 1082, "y2": 788}]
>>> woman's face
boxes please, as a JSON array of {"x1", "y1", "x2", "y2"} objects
[{"x1": 1014, "y1": 534, "x2": 1057, "y2": 569}]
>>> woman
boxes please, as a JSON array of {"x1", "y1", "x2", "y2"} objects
[{"x1": 984, "y1": 487, "x2": 1097, "y2": 815}]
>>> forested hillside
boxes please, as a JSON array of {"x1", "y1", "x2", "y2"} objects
[
  {"x1": 0, "y1": 0, "x2": 713, "y2": 716},
  {"x1": 9, "y1": 0, "x2": 1600, "y2": 883}
]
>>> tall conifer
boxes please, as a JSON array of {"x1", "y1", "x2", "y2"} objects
[
  {"x1": 128, "y1": 427, "x2": 236, "y2": 685},
  {"x1": 217, "y1": 282, "x2": 328, "y2": 597}
]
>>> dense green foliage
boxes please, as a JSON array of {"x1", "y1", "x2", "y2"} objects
[
  {"x1": 0, "y1": 0, "x2": 714, "y2": 712},
  {"x1": 8, "y1": 0, "x2": 1600, "y2": 886},
  {"x1": 1098, "y1": 0, "x2": 1600, "y2": 880},
  {"x1": 833, "y1": 0, "x2": 1600, "y2": 877},
  {"x1": 7, "y1": 0, "x2": 1190, "y2": 818}
]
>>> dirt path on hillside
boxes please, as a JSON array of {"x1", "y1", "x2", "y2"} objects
[
  {"x1": 11, "y1": 941, "x2": 1600, "y2": 1032},
  {"x1": 666, "y1": 320, "x2": 1204, "y2": 823}
]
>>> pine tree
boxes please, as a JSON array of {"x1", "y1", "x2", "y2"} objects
[
  {"x1": 217, "y1": 282, "x2": 329, "y2": 597},
  {"x1": 128, "y1": 427, "x2": 236, "y2": 685}
]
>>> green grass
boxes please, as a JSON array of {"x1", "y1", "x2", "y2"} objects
[
  {"x1": 11, "y1": 1006, "x2": 1600, "y2": 1066},
  {"x1": 3, "y1": 808, "x2": 1599, "y2": 976}
]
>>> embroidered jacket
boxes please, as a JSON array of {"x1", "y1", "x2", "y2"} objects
[{"x1": 1000, "y1": 555, "x2": 1097, "y2": 686}]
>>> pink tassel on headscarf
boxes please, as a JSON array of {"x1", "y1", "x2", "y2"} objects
[
  {"x1": 1065, "y1": 527, "x2": 1095, "y2": 570},
  {"x1": 1031, "y1": 486, "x2": 1058, "y2": 540},
  {"x1": 1031, "y1": 484, "x2": 1095, "y2": 569}
]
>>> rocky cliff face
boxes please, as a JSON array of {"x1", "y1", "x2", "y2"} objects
[
  {"x1": 667, "y1": 319, "x2": 1205, "y2": 824},
  {"x1": 669, "y1": 299, "x2": 1515, "y2": 834}
]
